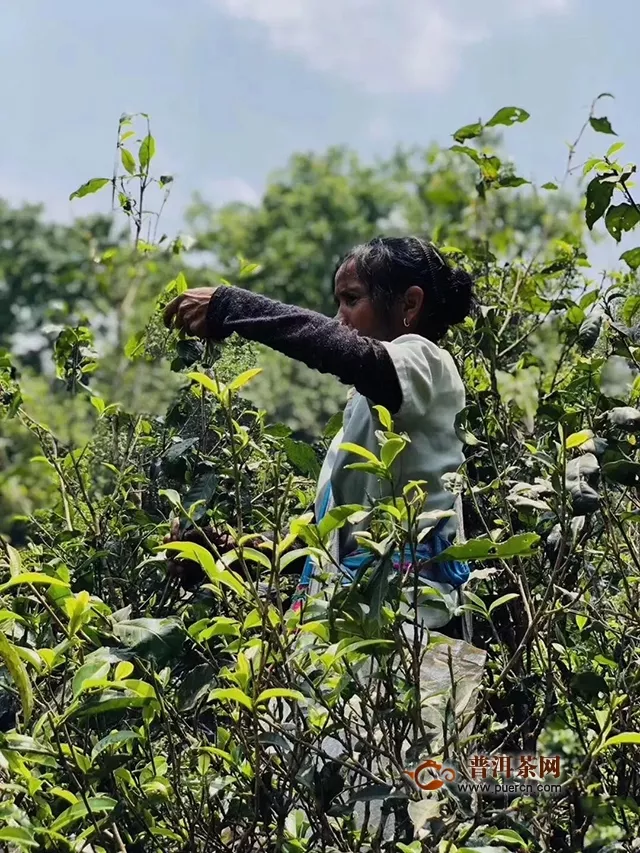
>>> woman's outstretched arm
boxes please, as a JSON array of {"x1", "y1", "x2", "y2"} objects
[{"x1": 165, "y1": 286, "x2": 403, "y2": 413}]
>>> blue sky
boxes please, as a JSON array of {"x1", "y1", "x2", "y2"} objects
[{"x1": 1, "y1": 0, "x2": 639, "y2": 270}]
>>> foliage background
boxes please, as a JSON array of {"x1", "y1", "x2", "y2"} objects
[{"x1": 0, "y1": 100, "x2": 639, "y2": 851}]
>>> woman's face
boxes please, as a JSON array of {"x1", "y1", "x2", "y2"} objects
[{"x1": 334, "y1": 260, "x2": 397, "y2": 340}]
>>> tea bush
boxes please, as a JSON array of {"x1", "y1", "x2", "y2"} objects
[{"x1": 0, "y1": 99, "x2": 640, "y2": 852}]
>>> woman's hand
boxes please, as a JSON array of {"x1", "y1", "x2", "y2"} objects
[
  {"x1": 163, "y1": 287, "x2": 219, "y2": 338},
  {"x1": 163, "y1": 519, "x2": 232, "y2": 589},
  {"x1": 163, "y1": 519, "x2": 268, "y2": 589}
]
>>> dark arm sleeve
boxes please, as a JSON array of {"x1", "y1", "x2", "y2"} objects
[{"x1": 205, "y1": 286, "x2": 403, "y2": 413}]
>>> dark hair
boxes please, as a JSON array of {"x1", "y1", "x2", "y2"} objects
[{"x1": 336, "y1": 236, "x2": 474, "y2": 342}]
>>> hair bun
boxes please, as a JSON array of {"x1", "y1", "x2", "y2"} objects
[{"x1": 438, "y1": 267, "x2": 473, "y2": 328}]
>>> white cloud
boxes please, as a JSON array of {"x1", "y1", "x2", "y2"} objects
[
  {"x1": 206, "y1": 177, "x2": 260, "y2": 206},
  {"x1": 212, "y1": 0, "x2": 573, "y2": 93}
]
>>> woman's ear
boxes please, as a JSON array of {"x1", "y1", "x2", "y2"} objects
[{"x1": 404, "y1": 286, "x2": 425, "y2": 324}]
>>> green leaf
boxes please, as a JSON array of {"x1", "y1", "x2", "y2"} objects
[
  {"x1": 238, "y1": 262, "x2": 262, "y2": 279},
  {"x1": 69, "y1": 693, "x2": 152, "y2": 720},
  {"x1": 450, "y1": 145, "x2": 482, "y2": 165},
  {"x1": 605, "y1": 203, "x2": 640, "y2": 242},
  {"x1": 164, "y1": 437, "x2": 199, "y2": 462},
  {"x1": 607, "y1": 141, "x2": 625, "y2": 158},
  {"x1": 50, "y1": 796, "x2": 117, "y2": 832},
  {"x1": 585, "y1": 176, "x2": 614, "y2": 229},
  {"x1": 0, "y1": 633, "x2": 34, "y2": 723},
  {"x1": 165, "y1": 541, "x2": 248, "y2": 598},
  {"x1": 209, "y1": 687, "x2": 253, "y2": 711},
  {"x1": 480, "y1": 156, "x2": 501, "y2": 182},
  {"x1": 372, "y1": 405, "x2": 393, "y2": 431},
  {"x1": 4, "y1": 544, "x2": 21, "y2": 577},
  {"x1": 90, "y1": 396, "x2": 106, "y2": 416},
  {"x1": 317, "y1": 504, "x2": 369, "y2": 540},
  {"x1": 160, "y1": 488, "x2": 181, "y2": 508},
  {"x1": 488, "y1": 592, "x2": 520, "y2": 614},
  {"x1": 498, "y1": 175, "x2": 530, "y2": 188},
  {"x1": 0, "y1": 827, "x2": 39, "y2": 850},
  {"x1": 66, "y1": 590, "x2": 91, "y2": 637},
  {"x1": 256, "y1": 688, "x2": 305, "y2": 705},
  {"x1": 91, "y1": 730, "x2": 140, "y2": 764},
  {"x1": 112, "y1": 617, "x2": 184, "y2": 665},
  {"x1": 583, "y1": 158, "x2": 601, "y2": 176},
  {"x1": 69, "y1": 177, "x2": 110, "y2": 200},
  {"x1": 120, "y1": 148, "x2": 136, "y2": 175},
  {"x1": 486, "y1": 106, "x2": 530, "y2": 127},
  {"x1": 566, "y1": 429, "x2": 594, "y2": 449},
  {"x1": 542, "y1": 182, "x2": 558, "y2": 190},
  {"x1": 224, "y1": 546, "x2": 271, "y2": 571},
  {"x1": 279, "y1": 548, "x2": 312, "y2": 572},
  {"x1": 380, "y1": 438, "x2": 406, "y2": 468},
  {"x1": 1, "y1": 734, "x2": 54, "y2": 755},
  {"x1": 227, "y1": 368, "x2": 263, "y2": 391},
  {"x1": 282, "y1": 438, "x2": 320, "y2": 478},
  {"x1": 322, "y1": 411, "x2": 343, "y2": 439},
  {"x1": 345, "y1": 461, "x2": 387, "y2": 476},
  {"x1": 124, "y1": 330, "x2": 146, "y2": 360},
  {"x1": 73, "y1": 661, "x2": 110, "y2": 697},
  {"x1": 172, "y1": 271, "x2": 188, "y2": 295},
  {"x1": 433, "y1": 533, "x2": 540, "y2": 563},
  {"x1": 621, "y1": 247, "x2": 640, "y2": 270},
  {"x1": 484, "y1": 828, "x2": 528, "y2": 847},
  {"x1": 452, "y1": 122, "x2": 483, "y2": 143},
  {"x1": 339, "y1": 442, "x2": 379, "y2": 463},
  {"x1": 0, "y1": 572, "x2": 70, "y2": 594},
  {"x1": 139, "y1": 134, "x2": 156, "y2": 170},
  {"x1": 600, "y1": 732, "x2": 640, "y2": 749},
  {"x1": 182, "y1": 466, "x2": 217, "y2": 519},
  {"x1": 590, "y1": 116, "x2": 617, "y2": 135},
  {"x1": 265, "y1": 422, "x2": 293, "y2": 439},
  {"x1": 187, "y1": 371, "x2": 222, "y2": 397},
  {"x1": 331, "y1": 638, "x2": 395, "y2": 666}
]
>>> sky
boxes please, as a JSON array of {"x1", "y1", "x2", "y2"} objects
[{"x1": 1, "y1": 0, "x2": 639, "y2": 270}]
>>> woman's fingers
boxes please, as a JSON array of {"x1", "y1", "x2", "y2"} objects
[
  {"x1": 163, "y1": 518, "x2": 181, "y2": 545},
  {"x1": 163, "y1": 295, "x2": 183, "y2": 328},
  {"x1": 163, "y1": 288, "x2": 217, "y2": 336}
]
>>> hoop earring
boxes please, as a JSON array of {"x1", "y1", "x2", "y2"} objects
[{"x1": 403, "y1": 317, "x2": 410, "y2": 328}]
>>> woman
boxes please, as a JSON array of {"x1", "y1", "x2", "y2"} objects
[{"x1": 163, "y1": 236, "x2": 473, "y2": 628}]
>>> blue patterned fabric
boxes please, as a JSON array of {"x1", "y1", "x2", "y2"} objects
[{"x1": 292, "y1": 486, "x2": 469, "y2": 612}]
